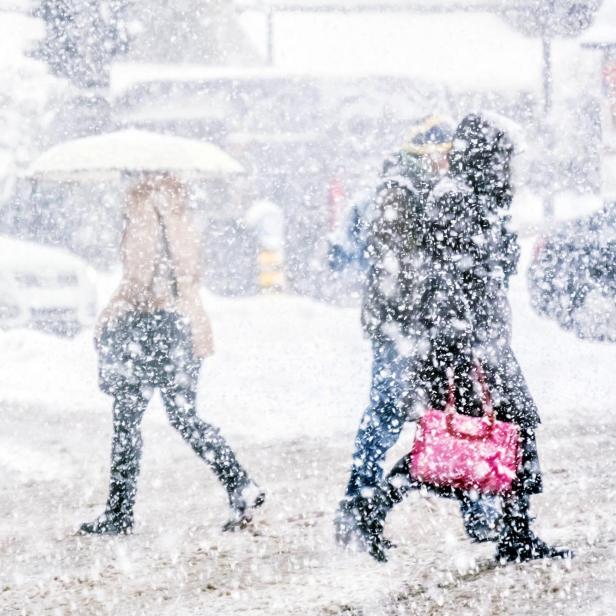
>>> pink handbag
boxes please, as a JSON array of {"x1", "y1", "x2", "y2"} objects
[{"x1": 410, "y1": 363, "x2": 521, "y2": 495}]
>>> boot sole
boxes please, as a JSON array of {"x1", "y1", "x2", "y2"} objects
[
  {"x1": 222, "y1": 491, "x2": 266, "y2": 532},
  {"x1": 77, "y1": 526, "x2": 133, "y2": 536},
  {"x1": 497, "y1": 548, "x2": 575, "y2": 564}
]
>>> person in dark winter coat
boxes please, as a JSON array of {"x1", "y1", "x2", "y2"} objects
[
  {"x1": 335, "y1": 116, "x2": 502, "y2": 549},
  {"x1": 352, "y1": 114, "x2": 573, "y2": 564},
  {"x1": 79, "y1": 176, "x2": 264, "y2": 536}
]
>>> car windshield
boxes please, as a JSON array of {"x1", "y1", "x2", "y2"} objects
[{"x1": 13, "y1": 270, "x2": 78, "y2": 288}]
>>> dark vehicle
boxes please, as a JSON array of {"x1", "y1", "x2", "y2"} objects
[{"x1": 528, "y1": 200, "x2": 616, "y2": 342}]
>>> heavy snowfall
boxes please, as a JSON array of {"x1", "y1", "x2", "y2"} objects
[{"x1": 1, "y1": 1, "x2": 616, "y2": 615}]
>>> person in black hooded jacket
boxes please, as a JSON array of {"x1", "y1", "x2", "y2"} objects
[
  {"x1": 352, "y1": 114, "x2": 573, "y2": 564},
  {"x1": 335, "y1": 119, "x2": 504, "y2": 550}
]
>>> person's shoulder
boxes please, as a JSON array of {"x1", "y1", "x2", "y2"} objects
[
  {"x1": 377, "y1": 173, "x2": 421, "y2": 201},
  {"x1": 431, "y1": 176, "x2": 472, "y2": 202},
  {"x1": 374, "y1": 183, "x2": 414, "y2": 213}
]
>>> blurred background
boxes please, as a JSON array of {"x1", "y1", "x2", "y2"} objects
[{"x1": 1, "y1": 0, "x2": 616, "y2": 311}]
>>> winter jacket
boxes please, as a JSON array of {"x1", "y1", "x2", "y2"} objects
[
  {"x1": 360, "y1": 152, "x2": 440, "y2": 341},
  {"x1": 97, "y1": 188, "x2": 214, "y2": 359},
  {"x1": 425, "y1": 114, "x2": 538, "y2": 428},
  {"x1": 426, "y1": 175, "x2": 518, "y2": 348},
  {"x1": 362, "y1": 115, "x2": 539, "y2": 428}
]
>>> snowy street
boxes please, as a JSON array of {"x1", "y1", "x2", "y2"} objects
[
  {"x1": 3, "y1": 0, "x2": 616, "y2": 614},
  {"x1": 1, "y1": 241, "x2": 615, "y2": 615}
]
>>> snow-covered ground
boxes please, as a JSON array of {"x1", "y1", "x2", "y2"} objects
[{"x1": 1, "y1": 239, "x2": 615, "y2": 615}]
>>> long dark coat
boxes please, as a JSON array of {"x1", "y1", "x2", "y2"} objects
[
  {"x1": 362, "y1": 115, "x2": 542, "y2": 494},
  {"x1": 428, "y1": 115, "x2": 539, "y2": 430},
  {"x1": 424, "y1": 114, "x2": 542, "y2": 494}
]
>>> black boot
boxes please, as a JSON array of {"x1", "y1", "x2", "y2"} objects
[
  {"x1": 497, "y1": 533, "x2": 574, "y2": 563},
  {"x1": 222, "y1": 480, "x2": 266, "y2": 532},
  {"x1": 334, "y1": 494, "x2": 394, "y2": 562},
  {"x1": 496, "y1": 495, "x2": 573, "y2": 563},
  {"x1": 334, "y1": 496, "x2": 363, "y2": 547},
  {"x1": 356, "y1": 495, "x2": 394, "y2": 562},
  {"x1": 79, "y1": 475, "x2": 137, "y2": 535},
  {"x1": 80, "y1": 395, "x2": 142, "y2": 536},
  {"x1": 460, "y1": 494, "x2": 502, "y2": 543},
  {"x1": 79, "y1": 510, "x2": 133, "y2": 535}
]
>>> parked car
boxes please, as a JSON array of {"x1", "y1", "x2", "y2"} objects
[
  {"x1": 0, "y1": 235, "x2": 97, "y2": 336},
  {"x1": 528, "y1": 200, "x2": 616, "y2": 342}
]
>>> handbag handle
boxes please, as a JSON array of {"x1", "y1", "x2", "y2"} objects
[
  {"x1": 472, "y1": 361, "x2": 494, "y2": 419},
  {"x1": 153, "y1": 209, "x2": 179, "y2": 299},
  {"x1": 444, "y1": 367, "x2": 457, "y2": 413},
  {"x1": 444, "y1": 361, "x2": 495, "y2": 440}
]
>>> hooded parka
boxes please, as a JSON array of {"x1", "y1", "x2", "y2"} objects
[{"x1": 430, "y1": 114, "x2": 538, "y2": 430}]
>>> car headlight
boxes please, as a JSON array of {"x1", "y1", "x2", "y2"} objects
[
  {"x1": 14, "y1": 272, "x2": 40, "y2": 287},
  {"x1": 0, "y1": 304, "x2": 21, "y2": 320},
  {"x1": 57, "y1": 272, "x2": 79, "y2": 286},
  {"x1": 0, "y1": 288, "x2": 21, "y2": 319},
  {"x1": 84, "y1": 266, "x2": 97, "y2": 285}
]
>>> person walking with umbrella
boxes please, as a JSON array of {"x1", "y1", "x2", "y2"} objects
[{"x1": 80, "y1": 175, "x2": 264, "y2": 535}]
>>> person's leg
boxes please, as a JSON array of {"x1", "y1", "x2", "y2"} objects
[
  {"x1": 345, "y1": 342, "x2": 410, "y2": 498},
  {"x1": 80, "y1": 385, "x2": 148, "y2": 534},
  {"x1": 355, "y1": 454, "x2": 463, "y2": 561},
  {"x1": 369, "y1": 454, "x2": 419, "y2": 543},
  {"x1": 336, "y1": 342, "x2": 413, "y2": 545},
  {"x1": 456, "y1": 343, "x2": 540, "y2": 543},
  {"x1": 348, "y1": 455, "x2": 416, "y2": 562},
  {"x1": 496, "y1": 427, "x2": 572, "y2": 562},
  {"x1": 159, "y1": 354, "x2": 263, "y2": 530},
  {"x1": 497, "y1": 491, "x2": 573, "y2": 563},
  {"x1": 160, "y1": 361, "x2": 250, "y2": 490},
  {"x1": 419, "y1": 349, "x2": 504, "y2": 543},
  {"x1": 458, "y1": 494, "x2": 502, "y2": 542}
]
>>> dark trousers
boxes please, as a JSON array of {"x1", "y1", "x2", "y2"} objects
[
  {"x1": 369, "y1": 425, "x2": 541, "y2": 536},
  {"x1": 345, "y1": 340, "x2": 423, "y2": 497},
  {"x1": 100, "y1": 312, "x2": 249, "y2": 521}
]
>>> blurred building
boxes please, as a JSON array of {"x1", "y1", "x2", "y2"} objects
[{"x1": 4, "y1": 0, "x2": 609, "y2": 297}]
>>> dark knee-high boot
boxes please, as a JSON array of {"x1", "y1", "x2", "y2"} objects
[
  {"x1": 335, "y1": 456, "x2": 414, "y2": 562},
  {"x1": 496, "y1": 493, "x2": 573, "y2": 563},
  {"x1": 80, "y1": 391, "x2": 144, "y2": 535},
  {"x1": 168, "y1": 409, "x2": 264, "y2": 532},
  {"x1": 79, "y1": 433, "x2": 142, "y2": 535},
  {"x1": 334, "y1": 491, "x2": 392, "y2": 562}
]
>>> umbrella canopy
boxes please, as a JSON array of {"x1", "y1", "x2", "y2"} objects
[{"x1": 28, "y1": 129, "x2": 244, "y2": 181}]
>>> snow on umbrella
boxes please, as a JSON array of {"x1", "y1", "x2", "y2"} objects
[{"x1": 27, "y1": 129, "x2": 244, "y2": 181}]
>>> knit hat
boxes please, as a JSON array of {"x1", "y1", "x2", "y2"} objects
[{"x1": 401, "y1": 115, "x2": 454, "y2": 156}]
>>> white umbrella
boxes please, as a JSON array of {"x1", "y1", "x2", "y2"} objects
[{"x1": 28, "y1": 129, "x2": 244, "y2": 181}]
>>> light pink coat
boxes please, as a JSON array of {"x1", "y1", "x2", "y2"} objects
[{"x1": 97, "y1": 184, "x2": 214, "y2": 358}]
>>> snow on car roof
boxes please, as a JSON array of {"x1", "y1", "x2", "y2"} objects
[
  {"x1": 580, "y1": 0, "x2": 616, "y2": 47},
  {"x1": 0, "y1": 236, "x2": 87, "y2": 271},
  {"x1": 110, "y1": 63, "x2": 422, "y2": 98}
]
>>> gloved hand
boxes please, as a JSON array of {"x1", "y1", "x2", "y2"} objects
[{"x1": 328, "y1": 243, "x2": 348, "y2": 272}]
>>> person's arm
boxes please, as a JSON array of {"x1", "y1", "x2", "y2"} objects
[
  {"x1": 327, "y1": 200, "x2": 370, "y2": 272},
  {"x1": 94, "y1": 206, "x2": 158, "y2": 341},
  {"x1": 420, "y1": 273, "x2": 475, "y2": 412},
  {"x1": 369, "y1": 185, "x2": 415, "y2": 254},
  {"x1": 161, "y1": 208, "x2": 214, "y2": 358},
  {"x1": 360, "y1": 185, "x2": 416, "y2": 340},
  {"x1": 158, "y1": 208, "x2": 202, "y2": 286},
  {"x1": 119, "y1": 207, "x2": 159, "y2": 296},
  {"x1": 499, "y1": 217, "x2": 520, "y2": 284}
]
